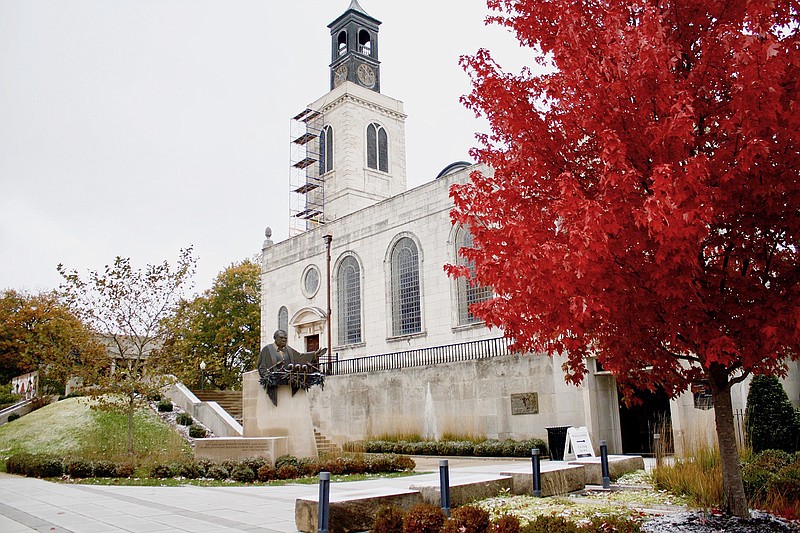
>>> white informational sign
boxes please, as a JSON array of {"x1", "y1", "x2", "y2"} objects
[{"x1": 563, "y1": 426, "x2": 595, "y2": 460}]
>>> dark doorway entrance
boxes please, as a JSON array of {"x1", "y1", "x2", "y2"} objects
[
  {"x1": 305, "y1": 334, "x2": 319, "y2": 352},
  {"x1": 618, "y1": 386, "x2": 673, "y2": 455}
]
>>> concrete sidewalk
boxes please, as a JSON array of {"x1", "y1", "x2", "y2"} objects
[{"x1": 0, "y1": 458, "x2": 532, "y2": 533}]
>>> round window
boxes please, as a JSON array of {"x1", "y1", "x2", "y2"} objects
[{"x1": 302, "y1": 266, "x2": 320, "y2": 298}]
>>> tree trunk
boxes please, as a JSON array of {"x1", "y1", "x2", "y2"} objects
[
  {"x1": 709, "y1": 365, "x2": 748, "y2": 517},
  {"x1": 127, "y1": 396, "x2": 134, "y2": 456}
]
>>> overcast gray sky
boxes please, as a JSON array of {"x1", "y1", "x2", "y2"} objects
[{"x1": 0, "y1": 0, "x2": 532, "y2": 295}]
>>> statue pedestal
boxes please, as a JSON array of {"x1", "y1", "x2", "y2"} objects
[{"x1": 241, "y1": 370, "x2": 318, "y2": 458}]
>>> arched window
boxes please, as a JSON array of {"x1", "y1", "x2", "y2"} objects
[
  {"x1": 390, "y1": 237, "x2": 421, "y2": 336},
  {"x1": 337, "y1": 31, "x2": 347, "y2": 57},
  {"x1": 278, "y1": 306, "x2": 288, "y2": 333},
  {"x1": 358, "y1": 29, "x2": 372, "y2": 56},
  {"x1": 455, "y1": 226, "x2": 492, "y2": 325},
  {"x1": 336, "y1": 255, "x2": 362, "y2": 345},
  {"x1": 319, "y1": 125, "x2": 333, "y2": 174},
  {"x1": 366, "y1": 123, "x2": 388, "y2": 172}
]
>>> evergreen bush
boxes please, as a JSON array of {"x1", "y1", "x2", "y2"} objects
[
  {"x1": 6, "y1": 412, "x2": 20, "y2": 422},
  {"x1": 157, "y1": 399, "x2": 173, "y2": 412},
  {"x1": 176, "y1": 412, "x2": 193, "y2": 426},
  {"x1": 746, "y1": 375, "x2": 800, "y2": 453},
  {"x1": 275, "y1": 454, "x2": 300, "y2": 470},
  {"x1": 188, "y1": 424, "x2": 207, "y2": 438},
  {"x1": 206, "y1": 464, "x2": 229, "y2": 480},
  {"x1": 230, "y1": 464, "x2": 256, "y2": 482},
  {"x1": 257, "y1": 465, "x2": 276, "y2": 481},
  {"x1": 149, "y1": 463, "x2": 176, "y2": 479},
  {"x1": 276, "y1": 464, "x2": 299, "y2": 480},
  {"x1": 92, "y1": 460, "x2": 117, "y2": 478}
]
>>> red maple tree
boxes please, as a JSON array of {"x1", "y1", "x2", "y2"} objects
[{"x1": 449, "y1": 0, "x2": 800, "y2": 517}]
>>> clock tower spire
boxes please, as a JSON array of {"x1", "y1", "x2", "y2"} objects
[{"x1": 328, "y1": 0, "x2": 381, "y2": 92}]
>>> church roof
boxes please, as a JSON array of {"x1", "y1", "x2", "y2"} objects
[
  {"x1": 347, "y1": 0, "x2": 369, "y2": 16},
  {"x1": 329, "y1": 0, "x2": 381, "y2": 28}
]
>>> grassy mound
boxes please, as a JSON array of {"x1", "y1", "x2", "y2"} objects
[{"x1": 0, "y1": 397, "x2": 191, "y2": 469}]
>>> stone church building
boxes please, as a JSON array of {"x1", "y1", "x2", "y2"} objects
[{"x1": 260, "y1": 1, "x2": 800, "y2": 455}]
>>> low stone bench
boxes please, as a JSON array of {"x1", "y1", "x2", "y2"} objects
[
  {"x1": 295, "y1": 488, "x2": 423, "y2": 533},
  {"x1": 568, "y1": 455, "x2": 645, "y2": 485},
  {"x1": 410, "y1": 473, "x2": 513, "y2": 507},
  {"x1": 499, "y1": 463, "x2": 586, "y2": 496}
]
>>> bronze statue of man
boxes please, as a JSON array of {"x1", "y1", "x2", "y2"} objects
[{"x1": 257, "y1": 329, "x2": 327, "y2": 379}]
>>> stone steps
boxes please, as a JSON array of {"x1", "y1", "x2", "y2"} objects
[
  {"x1": 191, "y1": 390, "x2": 243, "y2": 421},
  {"x1": 314, "y1": 429, "x2": 341, "y2": 457}
]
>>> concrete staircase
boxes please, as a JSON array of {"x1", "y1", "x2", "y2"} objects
[
  {"x1": 314, "y1": 429, "x2": 341, "y2": 456},
  {"x1": 191, "y1": 390, "x2": 243, "y2": 422}
]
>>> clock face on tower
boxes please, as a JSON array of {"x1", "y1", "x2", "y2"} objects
[
  {"x1": 356, "y1": 63, "x2": 376, "y2": 88},
  {"x1": 333, "y1": 65, "x2": 348, "y2": 87}
]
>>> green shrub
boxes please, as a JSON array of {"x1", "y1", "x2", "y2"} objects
[
  {"x1": 490, "y1": 515, "x2": 521, "y2": 533},
  {"x1": 768, "y1": 465, "x2": 800, "y2": 502},
  {"x1": 442, "y1": 505, "x2": 490, "y2": 533},
  {"x1": 175, "y1": 460, "x2": 205, "y2": 479},
  {"x1": 373, "y1": 505, "x2": 405, "y2": 533},
  {"x1": 230, "y1": 464, "x2": 256, "y2": 482},
  {"x1": 515, "y1": 439, "x2": 548, "y2": 458},
  {"x1": 752, "y1": 449, "x2": 793, "y2": 471},
  {"x1": 92, "y1": 460, "x2": 117, "y2": 477},
  {"x1": 188, "y1": 424, "x2": 207, "y2": 438},
  {"x1": 474, "y1": 439, "x2": 505, "y2": 457},
  {"x1": 746, "y1": 376, "x2": 800, "y2": 453},
  {"x1": 241, "y1": 457, "x2": 271, "y2": 473},
  {"x1": 275, "y1": 454, "x2": 300, "y2": 470},
  {"x1": 257, "y1": 465, "x2": 276, "y2": 481},
  {"x1": 6, "y1": 453, "x2": 63, "y2": 477},
  {"x1": 367, "y1": 454, "x2": 393, "y2": 473},
  {"x1": 149, "y1": 463, "x2": 176, "y2": 479},
  {"x1": 5, "y1": 453, "x2": 34, "y2": 475},
  {"x1": 6, "y1": 412, "x2": 21, "y2": 422},
  {"x1": 65, "y1": 457, "x2": 94, "y2": 478},
  {"x1": 741, "y1": 463, "x2": 775, "y2": 502},
  {"x1": 176, "y1": 412, "x2": 193, "y2": 426},
  {"x1": 115, "y1": 462, "x2": 134, "y2": 478},
  {"x1": 207, "y1": 464, "x2": 229, "y2": 480},
  {"x1": 157, "y1": 399, "x2": 173, "y2": 412},
  {"x1": 520, "y1": 515, "x2": 579, "y2": 533},
  {"x1": 402, "y1": 503, "x2": 446, "y2": 533}
]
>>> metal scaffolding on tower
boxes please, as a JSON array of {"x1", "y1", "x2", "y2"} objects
[{"x1": 289, "y1": 108, "x2": 325, "y2": 236}]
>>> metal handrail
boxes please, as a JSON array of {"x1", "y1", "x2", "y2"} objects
[{"x1": 321, "y1": 337, "x2": 512, "y2": 376}]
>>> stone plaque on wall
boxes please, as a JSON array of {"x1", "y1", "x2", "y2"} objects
[{"x1": 510, "y1": 392, "x2": 538, "y2": 415}]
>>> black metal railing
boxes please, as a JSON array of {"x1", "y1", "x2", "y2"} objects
[{"x1": 320, "y1": 337, "x2": 512, "y2": 376}]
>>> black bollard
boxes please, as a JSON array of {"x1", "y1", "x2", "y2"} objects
[
  {"x1": 439, "y1": 460, "x2": 451, "y2": 516},
  {"x1": 318, "y1": 471, "x2": 331, "y2": 533},
  {"x1": 599, "y1": 440, "x2": 610, "y2": 489},
  {"x1": 531, "y1": 448, "x2": 542, "y2": 497}
]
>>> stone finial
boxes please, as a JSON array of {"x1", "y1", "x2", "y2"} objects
[{"x1": 263, "y1": 226, "x2": 273, "y2": 251}]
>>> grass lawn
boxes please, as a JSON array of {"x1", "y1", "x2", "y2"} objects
[{"x1": 0, "y1": 397, "x2": 191, "y2": 469}]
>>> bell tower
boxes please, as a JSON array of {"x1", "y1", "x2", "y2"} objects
[
  {"x1": 289, "y1": 1, "x2": 406, "y2": 233},
  {"x1": 328, "y1": 0, "x2": 381, "y2": 92}
]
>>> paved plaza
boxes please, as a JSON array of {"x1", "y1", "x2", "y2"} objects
[{"x1": 0, "y1": 457, "x2": 532, "y2": 533}]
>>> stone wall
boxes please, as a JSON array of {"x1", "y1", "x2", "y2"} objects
[{"x1": 305, "y1": 352, "x2": 622, "y2": 453}]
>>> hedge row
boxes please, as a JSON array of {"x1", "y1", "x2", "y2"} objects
[
  {"x1": 344, "y1": 438, "x2": 549, "y2": 458},
  {"x1": 373, "y1": 503, "x2": 641, "y2": 533},
  {"x1": 5, "y1": 452, "x2": 414, "y2": 482},
  {"x1": 6, "y1": 454, "x2": 134, "y2": 479}
]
